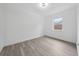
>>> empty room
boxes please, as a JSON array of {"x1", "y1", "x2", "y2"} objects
[{"x1": 0, "y1": 3, "x2": 79, "y2": 56}]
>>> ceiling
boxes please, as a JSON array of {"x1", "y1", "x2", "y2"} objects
[{"x1": 2, "y1": 3, "x2": 76, "y2": 16}]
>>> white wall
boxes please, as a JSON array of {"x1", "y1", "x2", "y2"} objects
[
  {"x1": 77, "y1": 4, "x2": 79, "y2": 55},
  {"x1": 4, "y1": 4, "x2": 44, "y2": 46},
  {"x1": 77, "y1": 4, "x2": 79, "y2": 44},
  {"x1": 44, "y1": 6, "x2": 77, "y2": 43}
]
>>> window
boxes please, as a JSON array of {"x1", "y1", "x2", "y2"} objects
[{"x1": 53, "y1": 17, "x2": 63, "y2": 31}]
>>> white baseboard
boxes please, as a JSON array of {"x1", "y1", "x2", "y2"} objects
[
  {"x1": 44, "y1": 35, "x2": 76, "y2": 44},
  {"x1": 4, "y1": 34, "x2": 44, "y2": 47}
]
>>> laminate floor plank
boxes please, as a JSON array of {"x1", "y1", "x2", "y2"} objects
[{"x1": 0, "y1": 36, "x2": 78, "y2": 56}]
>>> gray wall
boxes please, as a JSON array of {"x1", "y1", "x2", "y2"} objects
[
  {"x1": 44, "y1": 6, "x2": 77, "y2": 43},
  {"x1": 0, "y1": 4, "x2": 5, "y2": 51}
]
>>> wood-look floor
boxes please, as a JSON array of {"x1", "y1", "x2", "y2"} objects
[{"x1": 0, "y1": 36, "x2": 78, "y2": 56}]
